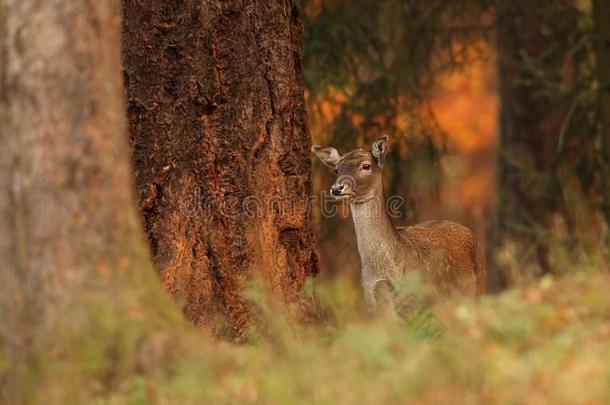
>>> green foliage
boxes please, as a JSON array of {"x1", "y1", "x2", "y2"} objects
[
  {"x1": 3, "y1": 268, "x2": 610, "y2": 404},
  {"x1": 303, "y1": 0, "x2": 492, "y2": 104},
  {"x1": 492, "y1": 0, "x2": 609, "y2": 277}
]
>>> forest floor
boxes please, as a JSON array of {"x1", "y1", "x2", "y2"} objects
[{"x1": 2, "y1": 268, "x2": 610, "y2": 404}]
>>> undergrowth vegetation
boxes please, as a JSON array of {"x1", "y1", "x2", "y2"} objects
[{"x1": 2, "y1": 268, "x2": 610, "y2": 404}]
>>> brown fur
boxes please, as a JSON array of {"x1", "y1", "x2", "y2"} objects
[
  {"x1": 313, "y1": 136, "x2": 487, "y2": 311},
  {"x1": 397, "y1": 221, "x2": 487, "y2": 296}
]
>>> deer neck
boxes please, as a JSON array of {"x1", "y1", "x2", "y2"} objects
[{"x1": 349, "y1": 181, "x2": 400, "y2": 271}]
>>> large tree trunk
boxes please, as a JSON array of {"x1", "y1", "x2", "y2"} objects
[
  {"x1": 0, "y1": 0, "x2": 170, "y2": 392},
  {"x1": 122, "y1": 0, "x2": 319, "y2": 339}
]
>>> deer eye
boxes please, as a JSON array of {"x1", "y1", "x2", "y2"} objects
[{"x1": 362, "y1": 163, "x2": 371, "y2": 170}]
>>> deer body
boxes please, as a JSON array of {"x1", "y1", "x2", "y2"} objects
[
  {"x1": 313, "y1": 136, "x2": 486, "y2": 312},
  {"x1": 351, "y1": 189, "x2": 486, "y2": 309}
]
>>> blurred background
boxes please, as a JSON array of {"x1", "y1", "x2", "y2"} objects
[
  {"x1": 303, "y1": 0, "x2": 608, "y2": 288},
  {"x1": 3, "y1": 1, "x2": 610, "y2": 402}
]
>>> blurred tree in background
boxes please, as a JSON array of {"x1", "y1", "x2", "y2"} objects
[
  {"x1": 303, "y1": 0, "x2": 495, "y2": 279},
  {"x1": 304, "y1": 0, "x2": 493, "y2": 203},
  {"x1": 303, "y1": 0, "x2": 609, "y2": 286},
  {"x1": 494, "y1": 0, "x2": 608, "y2": 285},
  {"x1": 593, "y1": 0, "x2": 610, "y2": 252}
]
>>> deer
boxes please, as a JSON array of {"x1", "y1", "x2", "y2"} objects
[{"x1": 312, "y1": 135, "x2": 487, "y2": 314}]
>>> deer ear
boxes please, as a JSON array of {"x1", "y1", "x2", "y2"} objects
[
  {"x1": 372, "y1": 135, "x2": 389, "y2": 167},
  {"x1": 311, "y1": 145, "x2": 341, "y2": 169}
]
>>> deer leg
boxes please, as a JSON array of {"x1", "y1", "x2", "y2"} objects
[{"x1": 371, "y1": 279, "x2": 402, "y2": 322}]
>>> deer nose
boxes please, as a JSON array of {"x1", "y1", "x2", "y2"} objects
[{"x1": 330, "y1": 184, "x2": 344, "y2": 196}]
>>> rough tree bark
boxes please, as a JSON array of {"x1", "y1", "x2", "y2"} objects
[
  {"x1": 0, "y1": 0, "x2": 167, "y2": 379},
  {"x1": 122, "y1": 0, "x2": 319, "y2": 339}
]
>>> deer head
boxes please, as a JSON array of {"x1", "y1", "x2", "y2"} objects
[
  {"x1": 312, "y1": 135, "x2": 389, "y2": 203},
  {"x1": 312, "y1": 134, "x2": 487, "y2": 304}
]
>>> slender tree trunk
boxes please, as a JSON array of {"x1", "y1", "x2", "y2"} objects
[
  {"x1": 122, "y1": 0, "x2": 319, "y2": 339},
  {"x1": 492, "y1": 3, "x2": 568, "y2": 287},
  {"x1": 0, "y1": 0, "x2": 169, "y2": 391},
  {"x1": 593, "y1": 0, "x2": 610, "y2": 243}
]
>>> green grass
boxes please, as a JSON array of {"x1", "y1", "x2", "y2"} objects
[{"x1": 2, "y1": 270, "x2": 610, "y2": 404}]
